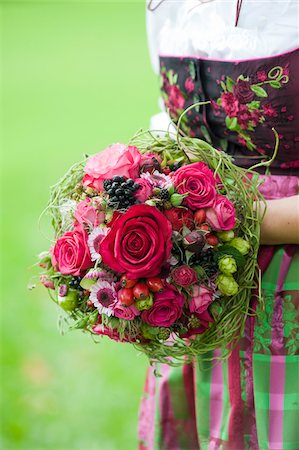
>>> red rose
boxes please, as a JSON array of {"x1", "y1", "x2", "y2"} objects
[
  {"x1": 173, "y1": 162, "x2": 217, "y2": 210},
  {"x1": 141, "y1": 285, "x2": 185, "y2": 327},
  {"x1": 171, "y1": 265, "x2": 197, "y2": 287},
  {"x1": 233, "y1": 79, "x2": 255, "y2": 104},
  {"x1": 206, "y1": 195, "x2": 236, "y2": 231},
  {"x1": 100, "y1": 204, "x2": 172, "y2": 278},
  {"x1": 163, "y1": 207, "x2": 194, "y2": 232},
  {"x1": 52, "y1": 227, "x2": 93, "y2": 276}
]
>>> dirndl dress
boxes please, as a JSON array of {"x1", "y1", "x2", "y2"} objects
[{"x1": 138, "y1": 2, "x2": 299, "y2": 449}]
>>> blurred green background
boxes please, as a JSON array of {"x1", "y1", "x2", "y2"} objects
[{"x1": 2, "y1": 1, "x2": 158, "y2": 448}]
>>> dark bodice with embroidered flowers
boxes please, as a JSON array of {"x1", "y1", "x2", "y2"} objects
[{"x1": 160, "y1": 47, "x2": 299, "y2": 174}]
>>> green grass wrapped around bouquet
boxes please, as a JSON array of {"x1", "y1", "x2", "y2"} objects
[{"x1": 42, "y1": 125, "x2": 276, "y2": 366}]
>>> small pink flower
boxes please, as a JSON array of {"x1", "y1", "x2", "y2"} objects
[
  {"x1": 237, "y1": 104, "x2": 251, "y2": 129},
  {"x1": 189, "y1": 285, "x2": 214, "y2": 315},
  {"x1": 263, "y1": 104, "x2": 277, "y2": 117},
  {"x1": 133, "y1": 177, "x2": 153, "y2": 202},
  {"x1": 250, "y1": 109, "x2": 262, "y2": 127},
  {"x1": 88, "y1": 226, "x2": 109, "y2": 261},
  {"x1": 166, "y1": 85, "x2": 185, "y2": 113},
  {"x1": 206, "y1": 195, "x2": 236, "y2": 231},
  {"x1": 113, "y1": 302, "x2": 140, "y2": 321},
  {"x1": 257, "y1": 71, "x2": 267, "y2": 82},
  {"x1": 89, "y1": 280, "x2": 117, "y2": 316},
  {"x1": 185, "y1": 77, "x2": 195, "y2": 94},
  {"x1": 238, "y1": 136, "x2": 247, "y2": 147}
]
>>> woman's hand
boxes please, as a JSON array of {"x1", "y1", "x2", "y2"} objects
[{"x1": 256, "y1": 195, "x2": 299, "y2": 245}]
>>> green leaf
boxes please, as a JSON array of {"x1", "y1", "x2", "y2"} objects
[
  {"x1": 220, "y1": 81, "x2": 227, "y2": 92},
  {"x1": 269, "y1": 80, "x2": 281, "y2": 89},
  {"x1": 226, "y1": 76, "x2": 235, "y2": 93},
  {"x1": 250, "y1": 85, "x2": 268, "y2": 98},
  {"x1": 247, "y1": 100, "x2": 261, "y2": 111},
  {"x1": 200, "y1": 125, "x2": 212, "y2": 144},
  {"x1": 216, "y1": 98, "x2": 222, "y2": 106},
  {"x1": 189, "y1": 61, "x2": 196, "y2": 80},
  {"x1": 225, "y1": 116, "x2": 238, "y2": 131}
]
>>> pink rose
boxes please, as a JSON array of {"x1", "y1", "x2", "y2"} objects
[
  {"x1": 52, "y1": 227, "x2": 93, "y2": 276},
  {"x1": 141, "y1": 285, "x2": 185, "y2": 327},
  {"x1": 221, "y1": 92, "x2": 239, "y2": 117},
  {"x1": 185, "y1": 77, "x2": 195, "y2": 94},
  {"x1": 206, "y1": 195, "x2": 236, "y2": 231},
  {"x1": 92, "y1": 323, "x2": 137, "y2": 342},
  {"x1": 74, "y1": 198, "x2": 105, "y2": 227},
  {"x1": 113, "y1": 303, "x2": 140, "y2": 321},
  {"x1": 171, "y1": 265, "x2": 197, "y2": 287},
  {"x1": 83, "y1": 144, "x2": 141, "y2": 191},
  {"x1": 100, "y1": 204, "x2": 172, "y2": 278},
  {"x1": 189, "y1": 285, "x2": 214, "y2": 315},
  {"x1": 166, "y1": 85, "x2": 185, "y2": 114},
  {"x1": 134, "y1": 178, "x2": 153, "y2": 202},
  {"x1": 173, "y1": 162, "x2": 217, "y2": 210}
]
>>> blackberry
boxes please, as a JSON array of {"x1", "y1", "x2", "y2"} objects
[
  {"x1": 172, "y1": 162, "x2": 182, "y2": 171},
  {"x1": 104, "y1": 176, "x2": 139, "y2": 209},
  {"x1": 103, "y1": 179, "x2": 112, "y2": 191},
  {"x1": 158, "y1": 188, "x2": 170, "y2": 200}
]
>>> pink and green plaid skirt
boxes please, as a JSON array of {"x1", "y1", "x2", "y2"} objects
[{"x1": 138, "y1": 175, "x2": 299, "y2": 450}]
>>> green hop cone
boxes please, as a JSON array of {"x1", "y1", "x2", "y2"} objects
[
  {"x1": 167, "y1": 184, "x2": 175, "y2": 195},
  {"x1": 157, "y1": 327, "x2": 171, "y2": 341},
  {"x1": 230, "y1": 237, "x2": 250, "y2": 255},
  {"x1": 58, "y1": 289, "x2": 78, "y2": 311},
  {"x1": 217, "y1": 230, "x2": 235, "y2": 242},
  {"x1": 135, "y1": 293, "x2": 153, "y2": 311},
  {"x1": 216, "y1": 274, "x2": 239, "y2": 296},
  {"x1": 170, "y1": 193, "x2": 184, "y2": 207},
  {"x1": 218, "y1": 256, "x2": 237, "y2": 275}
]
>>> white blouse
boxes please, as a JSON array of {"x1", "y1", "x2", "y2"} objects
[{"x1": 147, "y1": 0, "x2": 299, "y2": 73}]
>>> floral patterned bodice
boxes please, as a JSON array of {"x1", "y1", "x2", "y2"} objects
[{"x1": 160, "y1": 47, "x2": 299, "y2": 174}]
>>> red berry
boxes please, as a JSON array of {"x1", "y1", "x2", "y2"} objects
[
  {"x1": 199, "y1": 224, "x2": 210, "y2": 232},
  {"x1": 118, "y1": 288, "x2": 134, "y2": 306},
  {"x1": 146, "y1": 277, "x2": 164, "y2": 293},
  {"x1": 87, "y1": 300, "x2": 94, "y2": 308},
  {"x1": 205, "y1": 233, "x2": 219, "y2": 246},
  {"x1": 133, "y1": 283, "x2": 149, "y2": 300},
  {"x1": 120, "y1": 274, "x2": 137, "y2": 289},
  {"x1": 194, "y1": 209, "x2": 206, "y2": 226}
]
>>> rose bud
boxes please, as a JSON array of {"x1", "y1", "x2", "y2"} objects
[
  {"x1": 230, "y1": 237, "x2": 250, "y2": 255},
  {"x1": 118, "y1": 288, "x2": 134, "y2": 306},
  {"x1": 218, "y1": 256, "x2": 237, "y2": 275},
  {"x1": 133, "y1": 283, "x2": 150, "y2": 300},
  {"x1": 135, "y1": 294, "x2": 154, "y2": 311},
  {"x1": 39, "y1": 275, "x2": 55, "y2": 290},
  {"x1": 205, "y1": 233, "x2": 219, "y2": 246},
  {"x1": 58, "y1": 288, "x2": 78, "y2": 312},
  {"x1": 183, "y1": 231, "x2": 205, "y2": 253},
  {"x1": 170, "y1": 193, "x2": 184, "y2": 207},
  {"x1": 141, "y1": 156, "x2": 161, "y2": 174},
  {"x1": 194, "y1": 209, "x2": 206, "y2": 226},
  {"x1": 217, "y1": 230, "x2": 235, "y2": 242},
  {"x1": 216, "y1": 274, "x2": 239, "y2": 296}
]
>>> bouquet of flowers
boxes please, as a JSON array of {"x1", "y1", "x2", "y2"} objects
[{"x1": 38, "y1": 131, "x2": 264, "y2": 364}]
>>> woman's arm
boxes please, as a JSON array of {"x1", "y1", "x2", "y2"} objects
[{"x1": 257, "y1": 195, "x2": 299, "y2": 245}]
